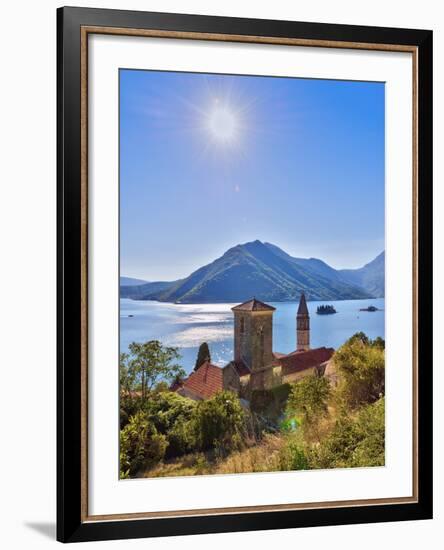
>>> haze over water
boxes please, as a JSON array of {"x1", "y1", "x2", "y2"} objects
[{"x1": 120, "y1": 298, "x2": 385, "y2": 375}]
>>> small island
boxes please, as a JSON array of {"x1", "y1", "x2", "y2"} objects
[
  {"x1": 359, "y1": 305, "x2": 379, "y2": 312},
  {"x1": 316, "y1": 304, "x2": 337, "y2": 315}
]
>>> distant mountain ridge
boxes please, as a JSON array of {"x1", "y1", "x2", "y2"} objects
[
  {"x1": 338, "y1": 251, "x2": 385, "y2": 298},
  {"x1": 120, "y1": 241, "x2": 384, "y2": 304},
  {"x1": 120, "y1": 276, "x2": 149, "y2": 287}
]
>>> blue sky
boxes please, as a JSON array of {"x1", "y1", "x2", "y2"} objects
[{"x1": 120, "y1": 69, "x2": 385, "y2": 281}]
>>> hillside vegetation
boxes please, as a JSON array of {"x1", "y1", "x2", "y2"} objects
[{"x1": 120, "y1": 332, "x2": 385, "y2": 478}]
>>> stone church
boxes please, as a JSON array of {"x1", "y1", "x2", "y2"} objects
[{"x1": 174, "y1": 294, "x2": 335, "y2": 401}]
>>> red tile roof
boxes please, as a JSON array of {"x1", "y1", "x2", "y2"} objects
[
  {"x1": 278, "y1": 347, "x2": 334, "y2": 376},
  {"x1": 231, "y1": 298, "x2": 276, "y2": 312},
  {"x1": 271, "y1": 352, "x2": 286, "y2": 367},
  {"x1": 179, "y1": 361, "x2": 223, "y2": 400}
]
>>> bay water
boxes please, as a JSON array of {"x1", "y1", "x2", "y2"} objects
[{"x1": 120, "y1": 298, "x2": 385, "y2": 375}]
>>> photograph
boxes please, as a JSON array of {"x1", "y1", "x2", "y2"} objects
[
  {"x1": 53, "y1": 5, "x2": 433, "y2": 542},
  {"x1": 118, "y1": 69, "x2": 386, "y2": 480}
]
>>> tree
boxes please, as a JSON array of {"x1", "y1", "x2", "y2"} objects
[
  {"x1": 347, "y1": 331, "x2": 370, "y2": 346},
  {"x1": 120, "y1": 410, "x2": 168, "y2": 477},
  {"x1": 119, "y1": 352, "x2": 139, "y2": 428},
  {"x1": 194, "y1": 342, "x2": 211, "y2": 371},
  {"x1": 372, "y1": 336, "x2": 385, "y2": 350},
  {"x1": 122, "y1": 340, "x2": 186, "y2": 400},
  {"x1": 120, "y1": 351, "x2": 137, "y2": 397},
  {"x1": 334, "y1": 333, "x2": 385, "y2": 408},
  {"x1": 287, "y1": 374, "x2": 331, "y2": 429},
  {"x1": 192, "y1": 391, "x2": 246, "y2": 454}
]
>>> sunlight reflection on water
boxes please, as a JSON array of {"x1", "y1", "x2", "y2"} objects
[
  {"x1": 120, "y1": 298, "x2": 385, "y2": 374},
  {"x1": 163, "y1": 325, "x2": 233, "y2": 347}
]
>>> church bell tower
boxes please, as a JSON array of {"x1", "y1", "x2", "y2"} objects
[
  {"x1": 297, "y1": 293, "x2": 310, "y2": 351},
  {"x1": 231, "y1": 298, "x2": 275, "y2": 372}
]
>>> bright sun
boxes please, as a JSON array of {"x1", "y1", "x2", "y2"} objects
[{"x1": 207, "y1": 104, "x2": 238, "y2": 145}]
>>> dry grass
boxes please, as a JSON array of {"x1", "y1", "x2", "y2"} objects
[
  {"x1": 140, "y1": 434, "x2": 288, "y2": 478},
  {"x1": 213, "y1": 435, "x2": 284, "y2": 474},
  {"x1": 140, "y1": 452, "x2": 212, "y2": 478}
]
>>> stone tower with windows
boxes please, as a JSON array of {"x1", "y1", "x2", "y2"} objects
[
  {"x1": 231, "y1": 298, "x2": 275, "y2": 373},
  {"x1": 297, "y1": 292, "x2": 310, "y2": 351}
]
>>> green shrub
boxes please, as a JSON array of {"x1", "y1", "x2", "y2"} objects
[
  {"x1": 287, "y1": 374, "x2": 331, "y2": 425},
  {"x1": 120, "y1": 408, "x2": 129, "y2": 430},
  {"x1": 144, "y1": 392, "x2": 197, "y2": 457},
  {"x1": 166, "y1": 417, "x2": 197, "y2": 457},
  {"x1": 310, "y1": 398, "x2": 385, "y2": 469},
  {"x1": 119, "y1": 396, "x2": 142, "y2": 429},
  {"x1": 192, "y1": 391, "x2": 246, "y2": 454},
  {"x1": 350, "y1": 397, "x2": 385, "y2": 466},
  {"x1": 145, "y1": 391, "x2": 196, "y2": 432},
  {"x1": 120, "y1": 410, "x2": 168, "y2": 477},
  {"x1": 279, "y1": 438, "x2": 310, "y2": 471},
  {"x1": 334, "y1": 335, "x2": 385, "y2": 408}
]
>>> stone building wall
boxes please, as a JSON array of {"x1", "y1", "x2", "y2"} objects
[
  {"x1": 297, "y1": 315, "x2": 310, "y2": 350},
  {"x1": 249, "y1": 367, "x2": 274, "y2": 391},
  {"x1": 282, "y1": 366, "x2": 317, "y2": 384},
  {"x1": 234, "y1": 310, "x2": 274, "y2": 372},
  {"x1": 223, "y1": 364, "x2": 241, "y2": 394}
]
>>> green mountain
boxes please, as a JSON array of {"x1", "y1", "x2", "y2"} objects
[
  {"x1": 120, "y1": 280, "x2": 177, "y2": 299},
  {"x1": 338, "y1": 251, "x2": 385, "y2": 298},
  {"x1": 119, "y1": 276, "x2": 148, "y2": 287},
  {"x1": 120, "y1": 241, "x2": 383, "y2": 303}
]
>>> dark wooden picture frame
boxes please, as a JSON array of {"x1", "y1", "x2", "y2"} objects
[{"x1": 57, "y1": 6, "x2": 433, "y2": 543}]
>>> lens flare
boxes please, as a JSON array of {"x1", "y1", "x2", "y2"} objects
[{"x1": 280, "y1": 414, "x2": 302, "y2": 433}]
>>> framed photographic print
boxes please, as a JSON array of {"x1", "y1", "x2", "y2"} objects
[{"x1": 57, "y1": 6, "x2": 433, "y2": 543}]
